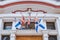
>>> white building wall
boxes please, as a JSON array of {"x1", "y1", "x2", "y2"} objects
[
  {"x1": 56, "y1": 17, "x2": 60, "y2": 40},
  {"x1": 10, "y1": 33, "x2": 16, "y2": 40},
  {"x1": 0, "y1": 0, "x2": 60, "y2": 40},
  {"x1": 12, "y1": 21, "x2": 16, "y2": 30},
  {"x1": 43, "y1": 31, "x2": 48, "y2": 40},
  {"x1": 0, "y1": 8, "x2": 59, "y2": 40},
  {"x1": 0, "y1": 18, "x2": 3, "y2": 30}
]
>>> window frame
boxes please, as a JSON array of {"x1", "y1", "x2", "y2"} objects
[
  {"x1": 25, "y1": 22, "x2": 35, "y2": 29},
  {"x1": 48, "y1": 35, "x2": 57, "y2": 40},
  {"x1": 3, "y1": 22, "x2": 12, "y2": 30},
  {"x1": 46, "y1": 22, "x2": 56, "y2": 30}
]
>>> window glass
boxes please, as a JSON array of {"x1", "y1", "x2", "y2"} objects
[
  {"x1": 25, "y1": 22, "x2": 35, "y2": 29},
  {"x1": 4, "y1": 22, "x2": 12, "y2": 30},
  {"x1": 46, "y1": 22, "x2": 55, "y2": 30},
  {"x1": 49, "y1": 35, "x2": 57, "y2": 40}
]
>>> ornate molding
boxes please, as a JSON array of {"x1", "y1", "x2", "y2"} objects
[
  {"x1": 12, "y1": 8, "x2": 47, "y2": 13},
  {"x1": 0, "y1": 1, "x2": 60, "y2": 8}
]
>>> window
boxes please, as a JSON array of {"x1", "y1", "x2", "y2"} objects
[
  {"x1": 4, "y1": 22, "x2": 12, "y2": 30},
  {"x1": 25, "y1": 22, "x2": 35, "y2": 29},
  {"x1": 2, "y1": 35, "x2": 10, "y2": 40},
  {"x1": 46, "y1": 22, "x2": 55, "y2": 30},
  {"x1": 48, "y1": 35, "x2": 57, "y2": 40}
]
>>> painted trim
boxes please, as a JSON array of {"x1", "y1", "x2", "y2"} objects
[
  {"x1": 12, "y1": 8, "x2": 47, "y2": 13},
  {"x1": 0, "y1": 1, "x2": 60, "y2": 8}
]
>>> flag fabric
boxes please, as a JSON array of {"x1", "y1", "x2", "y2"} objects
[
  {"x1": 15, "y1": 20, "x2": 21, "y2": 29},
  {"x1": 20, "y1": 16, "x2": 26, "y2": 29},
  {"x1": 21, "y1": 16, "x2": 25, "y2": 26},
  {"x1": 35, "y1": 18, "x2": 46, "y2": 32},
  {"x1": 27, "y1": 16, "x2": 31, "y2": 29},
  {"x1": 35, "y1": 17, "x2": 38, "y2": 32},
  {"x1": 27, "y1": 16, "x2": 31, "y2": 25},
  {"x1": 38, "y1": 18, "x2": 46, "y2": 30},
  {"x1": 35, "y1": 21, "x2": 39, "y2": 32}
]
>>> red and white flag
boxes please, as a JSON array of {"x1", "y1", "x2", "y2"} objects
[
  {"x1": 21, "y1": 16, "x2": 25, "y2": 26},
  {"x1": 27, "y1": 16, "x2": 31, "y2": 25}
]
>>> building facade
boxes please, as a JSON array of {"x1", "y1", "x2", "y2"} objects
[{"x1": 0, "y1": 0, "x2": 60, "y2": 40}]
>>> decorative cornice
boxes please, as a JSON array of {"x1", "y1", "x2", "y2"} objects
[
  {"x1": 12, "y1": 8, "x2": 47, "y2": 13},
  {"x1": 0, "y1": 1, "x2": 60, "y2": 8}
]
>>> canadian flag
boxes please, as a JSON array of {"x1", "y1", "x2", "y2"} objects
[
  {"x1": 21, "y1": 16, "x2": 25, "y2": 26},
  {"x1": 27, "y1": 16, "x2": 31, "y2": 25}
]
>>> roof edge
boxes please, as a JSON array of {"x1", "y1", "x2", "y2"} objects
[{"x1": 0, "y1": 1, "x2": 60, "y2": 8}]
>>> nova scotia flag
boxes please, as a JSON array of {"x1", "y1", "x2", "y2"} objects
[
  {"x1": 35, "y1": 18, "x2": 46, "y2": 32},
  {"x1": 15, "y1": 21, "x2": 21, "y2": 29},
  {"x1": 39, "y1": 19, "x2": 46, "y2": 30},
  {"x1": 35, "y1": 21, "x2": 39, "y2": 32}
]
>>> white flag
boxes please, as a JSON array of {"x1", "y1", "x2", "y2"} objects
[
  {"x1": 35, "y1": 18, "x2": 46, "y2": 32},
  {"x1": 38, "y1": 18, "x2": 46, "y2": 30}
]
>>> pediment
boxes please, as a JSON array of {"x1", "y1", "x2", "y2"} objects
[{"x1": 0, "y1": 1, "x2": 60, "y2": 14}]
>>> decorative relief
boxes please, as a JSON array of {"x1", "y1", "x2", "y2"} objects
[{"x1": 12, "y1": 8, "x2": 47, "y2": 13}]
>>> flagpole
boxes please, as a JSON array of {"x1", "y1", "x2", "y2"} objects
[
  {"x1": 28, "y1": 8, "x2": 31, "y2": 22},
  {"x1": 34, "y1": 13, "x2": 38, "y2": 22},
  {"x1": 14, "y1": 17, "x2": 16, "y2": 22},
  {"x1": 27, "y1": 8, "x2": 31, "y2": 29},
  {"x1": 28, "y1": 8, "x2": 31, "y2": 18}
]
